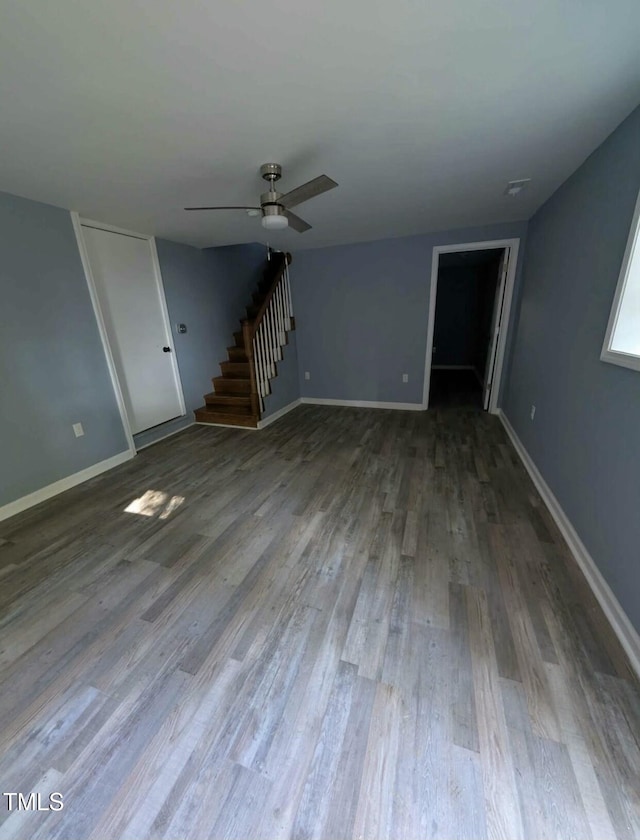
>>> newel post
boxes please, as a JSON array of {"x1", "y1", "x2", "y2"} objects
[{"x1": 242, "y1": 319, "x2": 260, "y2": 419}]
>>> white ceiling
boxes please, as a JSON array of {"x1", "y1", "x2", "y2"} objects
[{"x1": 1, "y1": 0, "x2": 639, "y2": 250}]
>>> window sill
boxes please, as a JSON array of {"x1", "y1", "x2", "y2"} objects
[{"x1": 600, "y1": 348, "x2": 640, "y2": 373}]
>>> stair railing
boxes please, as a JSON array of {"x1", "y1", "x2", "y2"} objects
[{"x1": 242, "y1": 252, "x2": 294, "y2": 416}]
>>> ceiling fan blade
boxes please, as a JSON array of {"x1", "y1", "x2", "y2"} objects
[
  {"x1": 280, "y1": 175, "x2": 338, "y2": 209},
  {"x1": 284, "y1": 210, "x2": 312, "y2": 233},
  {"x1": 184, "y1": 205, "x2": 261, "y2": 211}
]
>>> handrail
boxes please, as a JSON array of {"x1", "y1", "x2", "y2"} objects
[{"x1": 250, "y1": 252, "x2": 291, "y2": 335}]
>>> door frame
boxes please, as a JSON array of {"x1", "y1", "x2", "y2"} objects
[
  {"x1": 71, "y1": 212, "x2": 186, "y2": 449},
  {"x1": 421, "y1": 237, "x2": 520, "y2": 412}
]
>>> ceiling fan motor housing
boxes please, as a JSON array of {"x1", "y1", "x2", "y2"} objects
[
  {"x1": 260, "y1": 163, "x2": 282, "y2": 183},
  {"x1": 261, "y1": 190, "x2": 284, "y2": 213}
]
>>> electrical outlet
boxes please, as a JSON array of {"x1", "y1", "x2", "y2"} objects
[
  {"x1": 72, "y1": 422, "x2": 84, "y2": 437},
  {"x1": 402, "y1": 373, "x2": 409, "y2": 383},
  {"x1": 304, "y1": 371, "x2": 310, "y2": 380},
  {"x1": 530, "y1": 405, "x2": 536, "y2": 421}
]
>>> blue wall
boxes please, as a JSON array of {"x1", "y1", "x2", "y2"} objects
[
  {"x1": 292, "y1": 221, "x2": 527, "y2": 405},
  {"x1": 0, "y1": 191, "x2": 129, "y2": 507},
  {"x1": 206, "y1": 242, "x2": 267, "y2": 329},
  {"x1": 504, "y1": 105, "x2": 640, "y2": 633}
]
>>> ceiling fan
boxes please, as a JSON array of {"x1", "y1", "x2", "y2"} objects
[{"x1": 184, "y1": 163, "x2": 338, "y2": 232}]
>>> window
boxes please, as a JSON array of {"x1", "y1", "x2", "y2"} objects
[{"x1": 601, "y1": 187, "x2": 640, "y2": 371}]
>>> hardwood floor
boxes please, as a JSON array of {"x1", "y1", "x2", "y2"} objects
[{"x1": 0, "y1": 404, "x2": 638, "y2": 840}]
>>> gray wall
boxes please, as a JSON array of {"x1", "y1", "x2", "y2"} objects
[
  {"x1": 292, "y1": 221, "x2": 527, "y2": 404},
  {"x1": 0, "y1": 191, "x2": 129, "y2": 507},
  {"x1": 503, "y1": 104, "x2": 640, "y2": 632}
]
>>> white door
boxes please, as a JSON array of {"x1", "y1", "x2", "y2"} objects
[
  {"x1": 483, "y1": 248, "x2": 510, "y2": 410},
  {"x1": 81, "y1": 225, "x2": 185, "y2": 434}
]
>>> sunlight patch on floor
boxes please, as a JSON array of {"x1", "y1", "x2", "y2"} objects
[{"x1": 124, "y1": 490, "x2": 185, "y2": 520}]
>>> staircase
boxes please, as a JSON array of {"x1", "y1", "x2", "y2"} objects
[{"x1": 194, "y1": 252, "x2": 294, "y2": 428}]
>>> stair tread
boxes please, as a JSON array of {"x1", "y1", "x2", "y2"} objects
[
  {"x1": 220, "y1": 361, "x2": 250, "y2": 378},
  {"x1": 195, "y1": 407, "x2": 258, "y2": 428},
  {"x1": 213, "y1": 376, "x2": 251, "y2": 394},
  {"x1": 227, "y1": 347, "x2": 248, "y2": 361},
  {"x1": 204, "y1": 396, "x2": 253, "y2": 414},
  {"x1": 204, "y1": 392, "x2": 251, "y2": 405},
  {"x1": 204, "y1": 405, "x2": 253, "y2": 416}
]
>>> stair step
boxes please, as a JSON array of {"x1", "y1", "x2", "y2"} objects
[
  {"x1": 220, "y1": 361, "x2": 250, "y2": 378},
  {"x1": 245, "y1": 304, "x2": 259, "y2": 319},
  {"x1": 204, "y1": 393, "x2": 252, "y2": 409},
  {"x1": 195, "y1": 407, "x2": 258, "y2": 428},
  {"x1": 213, "y1": 376, "x2": 251, "y2": 394},
  {"x1": 233, "y1": 331, "x2": 244, "y2": 348},
  {"x1": 204, "y1": 402, "x2": 253, "y2": 416},
  {"x1": 227, "y1": 346, "x2": 248, "y2": 362}
]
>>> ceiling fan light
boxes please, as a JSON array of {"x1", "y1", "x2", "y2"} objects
[{"x1": 261, "y1": 213, "x2": 288, "y2": 230}]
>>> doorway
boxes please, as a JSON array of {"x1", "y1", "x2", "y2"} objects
[
  {"x1": 422, "y1": 239, "x2": 519, "y2": 412},
  {"x1": 73, "y1": 217, "x2": 186, "y2": 438}
]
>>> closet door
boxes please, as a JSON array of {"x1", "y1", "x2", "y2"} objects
[{"x1": 81, "y1": 224, "x2": 185, "y2": 434}]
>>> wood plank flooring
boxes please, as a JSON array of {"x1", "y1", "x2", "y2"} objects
[{"x1": 0, "y1": 404, "x2": 638, "y2": 840}]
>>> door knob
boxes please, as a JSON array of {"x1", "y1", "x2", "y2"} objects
[{"x1": 163, "y1": 346, "x2": 172, "y2": 353}]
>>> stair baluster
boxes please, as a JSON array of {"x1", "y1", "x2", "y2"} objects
[{"x1": 242, "y1": 319, "x2": 260, "y2": 419}]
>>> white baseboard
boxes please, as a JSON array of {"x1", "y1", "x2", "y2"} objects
[
  {"x1": 136, "y1": 421, "x2": 195, "y2": 451},
  {"x1": 497, "y1": 409, "x2": 640, "y2": 678},
  {"x1": 257, "y1": 399, "x2": 301, "y2": 429},
  {"x1": 301, "y1": 397, "x2": 424, "y2": 411},
  {"x1": 0, "y1": 450, "x2": 134, "y2": 523}
]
